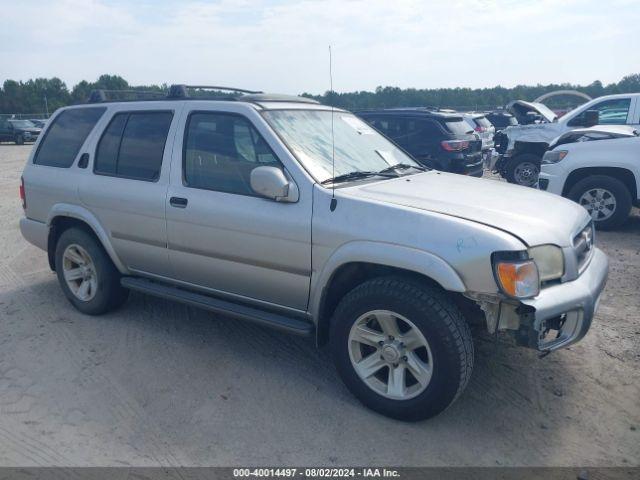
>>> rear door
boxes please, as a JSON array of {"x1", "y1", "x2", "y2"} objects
[
  {"x1": 165, "y1": 104, "x2": 312, "y2": 311},
  {"x1": 78, "y1": 102, "x2": 181, "y2": 277}
]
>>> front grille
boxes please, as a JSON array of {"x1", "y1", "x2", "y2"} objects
[{"x1": 573, "y1": 222, "x2": 595, "y2": 273}]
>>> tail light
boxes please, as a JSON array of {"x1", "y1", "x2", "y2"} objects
[
  {"x1": 441, "y1": 140, "x2": 469, "y2": 152},
  {"x1": 474, "y1": 126, "x2": 486, "y2": 133},
  {"x1": 19, "y1": 176, "x2": 26, "y2": 209}
]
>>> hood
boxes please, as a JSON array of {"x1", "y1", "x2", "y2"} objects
[
  {"x1": 549, "y1": 125, "x2": 638, "y2": 149},
  {"x1": 507, "y1": 100, "x2": 558, "y2": 124},
  {"x1": 344, "y1": 171, "x2": 589, "y2": 247}
]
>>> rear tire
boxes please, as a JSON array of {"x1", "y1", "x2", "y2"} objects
[
  {"x1": 567, "y1": 175, "x2": 632, "y2": 230},
  {"x1": 14, "y1": 135, "x2": 24, "y2": 145},
  {"x1": 54, "y1": 227, "x2": 129, "y2": 315},
  {"x1": 330, "y1": 276, "x2": 473, "y2": 421},
  {"x1": 504, "y1": 153, "x2": 540, "y2": 186}
]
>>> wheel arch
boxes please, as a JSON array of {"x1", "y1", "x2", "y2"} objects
[
  {"x1": 562, "y1": 167, "x2": 637, "y2": 199},
  {"x1": 46, "y1": 204, "x2": 127, "y2": 274},
  {"x1": 311, "y1": 242, "x2": 467, "y2": 346},
  {"x1": 512, "y1": 141, "x2": 548, "y2": 159}
]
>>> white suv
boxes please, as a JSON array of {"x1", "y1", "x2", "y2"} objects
[{"x1": 539, "y1": 126, "x2": 640, "y2": 229}]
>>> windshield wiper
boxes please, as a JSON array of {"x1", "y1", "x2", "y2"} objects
[
  {"x1": 377, "y1": 163, "x2": 427, "y2": 174},
  {"x1": 320, "y1": 170, "x2": 396, "y2": 185}
]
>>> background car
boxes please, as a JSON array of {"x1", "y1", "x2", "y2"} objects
[
  {"x1": 463, "y1": 113, "x2": 495, "y2": 167},
  {"x1": 357, "y1": 108, "x2": 483, "y2": 177},
  {"x1": 29, "y1": 119, "x2": 48, "y2": 128},
  {"x1": 539, "y1": 125, "x2": 639, "y2": 229},
  {"x1": 0, "y1": 118, "x2": 42, "y2": 144},
  {"x1": 494, "y1": 93, "x2": 640, "y2": 186}
]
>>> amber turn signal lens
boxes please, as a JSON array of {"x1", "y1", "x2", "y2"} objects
[{"x1": 496, "y1": 260, "x2": 539, "y2": 298}]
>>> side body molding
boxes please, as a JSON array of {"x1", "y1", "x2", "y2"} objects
[
  {"x1": 309, "y1": 240, "x2": 466, "y2": 320},
  {"x1": 46, "y1": 203, "x2": 128, "y2": 274}
]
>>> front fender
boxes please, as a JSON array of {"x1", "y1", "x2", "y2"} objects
[
  {"x1": 47, "y1": 203, "x2": 128, "y2": 274},
  {"x1": 309, "y1": 240, "x2": 466, "y2": 319}
]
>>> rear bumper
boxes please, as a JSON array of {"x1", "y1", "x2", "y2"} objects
[
  {"x1": 520, "y1": 247, "x2": 608, "y2": 352},
  {"x1": 20, "y1": 217, "x2": 48, "y2": 251}
]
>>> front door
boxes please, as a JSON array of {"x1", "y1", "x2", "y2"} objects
[{"x1": 166, "y1": 109, "x2": 312, "y2": 311}]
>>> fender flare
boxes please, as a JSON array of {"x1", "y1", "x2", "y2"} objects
[
  {"x1": 309, "y1": 240, "x2": 466, "y2": 319},
  {"x1": 46, "y1": 203, "x2": 128, "y2": 274}
]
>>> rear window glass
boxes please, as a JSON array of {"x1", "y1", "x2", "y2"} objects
[
  {"x1": 474, "y1": 116, "x2": 492, "y2": 128},
  {"x1": 33, "y1": 107, "x2": 106, "y2": 167},
  {"x1": 95, "y1": 111, "x2": 173, "y2": 181},
  {"x1": 440, "y1": 119, "x2": 473, "y2": 135}
]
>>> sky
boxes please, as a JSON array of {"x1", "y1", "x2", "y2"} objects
[{"x1": 0, "y1": 0, "x2": 638, "y2": 94}]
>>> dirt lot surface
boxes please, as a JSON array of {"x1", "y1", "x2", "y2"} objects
[{"x1": 0, "y1": 144, "x2": 638, "y2": 467}]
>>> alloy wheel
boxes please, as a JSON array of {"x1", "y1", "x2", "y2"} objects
[
  {"x1": 348, "y1": 310, "x2": 433, "y2": 400},
  {"x1": 579, "y1": 188, "x2": 617, "y2": 221},
  {"x1": 62, "y1": 244, "x2": 98, "y2": 302},
  {"x1": 513, "y1": 161, "x2": 539, "y2": 186}
]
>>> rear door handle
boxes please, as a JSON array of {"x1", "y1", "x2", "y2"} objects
[{"x1": 170, "y1": 196, "x2": 188, "y2": 208}]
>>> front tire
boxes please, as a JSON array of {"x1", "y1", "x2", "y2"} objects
[
  {"x1": 330, "y1": 276, "x2": 473, "y2": 421},
  {"x1": 504, "y1": 153, "x2": 540, "y2": 186},
  {"x1": 54, "y1": 227, "x2": 129, "y2": 315},
  {"x1": 14, "y1": 135, "x2": 24, "y2": 145},
  {"x1": 567, "y1": 175, "x2": 632, "y2": 230}
]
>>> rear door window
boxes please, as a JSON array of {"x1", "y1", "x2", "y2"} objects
[
  {"x1": 406, "y1": 119, "x2": 442, "y2": 150},
  {"x1": 33, "y1": 107, "x2": 106, "y2": 167},
  {"x1": 440, "y1": 119, "x2": 474, "y2": 135},
  {"x1": 95, "y1": 111, "x2": 173, "y2": 181}
]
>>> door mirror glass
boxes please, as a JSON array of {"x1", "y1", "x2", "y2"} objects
[
  {"x1": 250, "y1": 166, "x2": 298, "y2": 202},
  {"x1": 583, "y1": 109, "x2": 599, "y2": 127}
]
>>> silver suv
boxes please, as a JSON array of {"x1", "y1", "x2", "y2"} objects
[{"x1": 20, "y1": 85, "x2": 609, "y2": 421}]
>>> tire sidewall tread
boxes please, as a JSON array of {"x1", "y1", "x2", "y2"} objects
[{"x1": 330, "y1": 276, "x2": 473, "y2": 421}]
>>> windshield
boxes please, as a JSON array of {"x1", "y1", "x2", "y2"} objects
[
  {"x1": 262, "y1": 110, "x2": 419, "y2": 183},
  {"x1": 9, "y1": 120, "x2": 35, "y2": 128}
]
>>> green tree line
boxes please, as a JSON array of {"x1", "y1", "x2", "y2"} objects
[{"x1": 1, "y1": 73, "x2": 639, "y2": 115}]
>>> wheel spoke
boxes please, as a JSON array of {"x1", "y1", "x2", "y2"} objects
[
  {"x1": 375, "y1": 312, "x2": 400, "y2": 338},
  {"x1": 400, "y1": 327, "x2": 424, "y2": 351},
  {"x1": 386, "y1": 365, "x2": 405, "y2": 397},
  {"x1": 77, "y1": 279, "x2": 90, "y2": 299},
  {"x1": 65, "y1": 247, "x2": 85, "y2": 265},
  {"x1": 351, "y1": 324, "x2": 386, "y2": 347},
  {"x1": 405, "y1": 351, "x2": 432, "y2": 387},
  {"x1": 63, "y1": 268, "x2": 84, "y2": 281},
  {"x1": 355, "y1": 353, "x2": 386, "y2": 378}
]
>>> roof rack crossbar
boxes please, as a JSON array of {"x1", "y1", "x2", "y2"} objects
[
  {"x1": 167, "y1": 84, "x2": 262, "y2": 99},
  {"x1": 88, "y1": 89, "x2": 167, "y2": 103}
]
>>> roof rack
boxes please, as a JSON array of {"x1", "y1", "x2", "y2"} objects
[
  {"x1": 167, "y1": 84, "x2": 262, "y2": 99},
  {"x1": 86, "y1": 85, "x2": 320, "y2": 105},
  {"x1": 88, "y1": 89, "x2": 166, "y2": 103}
]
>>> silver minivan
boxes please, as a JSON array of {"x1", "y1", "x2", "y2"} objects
[{"x1": 20, "y1": 86, "x2": 608, "y2": 421}]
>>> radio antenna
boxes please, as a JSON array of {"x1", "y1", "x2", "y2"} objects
[{"x1": 329, "y1": 45, "x2": 337, "y2": 212}]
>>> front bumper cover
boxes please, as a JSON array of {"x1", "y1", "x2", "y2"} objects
[{"x1": 519, "y1": 247, "x2": 608, "y2": 352}]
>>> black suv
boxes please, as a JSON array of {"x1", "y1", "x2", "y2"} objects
[
  {"x1": 357, "y1": 108, "x2": 483, "y2": 177},
  {"x1": 0, "y1": 119, "x2": 42, "y2": 144}
]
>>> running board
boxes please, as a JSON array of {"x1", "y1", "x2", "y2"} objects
[{"x1": 121, "y1": 277, "x2": 314, "y2": 336}]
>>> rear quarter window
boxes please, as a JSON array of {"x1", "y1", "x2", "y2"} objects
[
  {"x1": 33, "y1": 107, "x2": 106, "y2": 167},
  {"x1": 440, "y1": 119, "x2": 473, "y2": 135}
]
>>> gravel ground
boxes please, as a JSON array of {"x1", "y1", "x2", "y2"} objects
[{"x1": 0, "y1": 144, "x2": 638, "y2": 467}]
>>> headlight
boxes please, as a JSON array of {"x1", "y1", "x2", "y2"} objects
[
  {"x1": 528, "y1": 244, "x2": 564, "y2": 282},
  {"x1": 541, "y1": 150, "x2": 568, "y2": 164},
  {"x1": 493, "y1": 253, "x2": 540, "y2": 299}
]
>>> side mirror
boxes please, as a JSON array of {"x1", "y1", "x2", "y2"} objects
[
  {"x1": 250, "y1": 166, "x2": 299, "y2": 203},
  {"x1": 583, "y1": 109, "x2": 599, "y2": 127}
]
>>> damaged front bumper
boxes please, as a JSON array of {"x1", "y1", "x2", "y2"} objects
[
  {"x1": 471, "y1": 247, "x2": 608, "y2": 353},
  {"x1": 519, "y1": 247, "x2": 608, "y2": 352}
]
